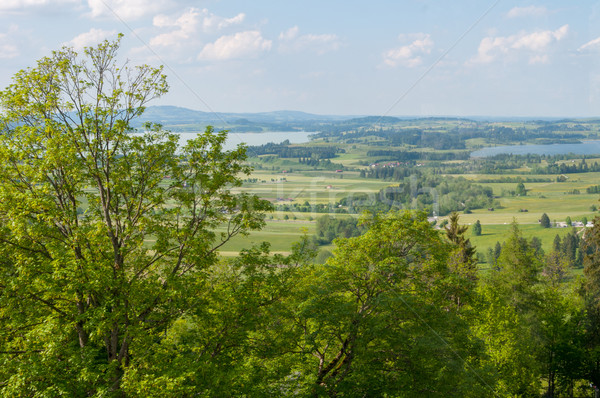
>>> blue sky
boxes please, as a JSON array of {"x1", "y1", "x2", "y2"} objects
[{"x1": 1, "y1": 0, "x2": 600, "y2": 117}]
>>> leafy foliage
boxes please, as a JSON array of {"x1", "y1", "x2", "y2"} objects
[{"x1": 0, "y1": 37, "x2": 271, "y2": 395}]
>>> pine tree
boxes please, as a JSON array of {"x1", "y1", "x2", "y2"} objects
[
  {"x1": 472, "y1": 220, "x2": 482, "y2": 236},
  {"x1": 445, "y1": 212, "x2": 477, "y2": 280},
  {"x1": 582, "y1": 217, "x2": 600, "y2": 386},
  {"x1": 553, "y1": 234, "x2": 562, "y2": 252},
  {"x1": 540, "y1": 213, "x2": 551, "y2": 228}
]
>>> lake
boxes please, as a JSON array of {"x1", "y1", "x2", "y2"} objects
[
  {"x1": 176, "y1": 131, "x2": 315, "y2": 151},
  {"x1": 471, "y1": 140, "x2": 600, "y2": 157}
]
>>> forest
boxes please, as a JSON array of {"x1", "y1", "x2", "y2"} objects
[{"x1": 4, "y1": 37, "x2": 600, "y2": 398}]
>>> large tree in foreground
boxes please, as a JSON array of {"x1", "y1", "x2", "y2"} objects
[
  {"x1": 275, "y1": 211, "x2": 491, "y2": 397},
  {"x1": 0, "y1": 37, "x2": 270, "y2": 395}
]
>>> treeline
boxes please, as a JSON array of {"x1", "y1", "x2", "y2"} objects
[
  {"x1": 276, "y1": 202, "x2": 346, "y2": 214},
  {"x1": 333, "y1": 128, "x2": 467, "y2": 149},
  {"x1": 476, "y1": 176, "x2": 553, "y2": 183},
  {"x1": 365, "y1": 149, "x2": 470, "y2": 161},
  {"x1": 487, "y1": 228, "x2": 585, "y2": 268},
  {"x1": 533, "y1": 159, "x2": 600, "y2": 174},
  {"x1": 312, "y1": 215, "x2": 363, "y2": 244},
  {"x1": 451, "y1": 154, "x2": 600, "y2": 175},
  {"x1": 360, "y1": 165, "x2": 421, "y2": 180},
  {"x1": 247, "y1": 141, "x2": 344, "y2": 159},
  {"x1": 298, "y1": 157, "x2": 338, "y2": 168},
  {"x1": 486, "y1": 126, "x2": 586, "y2": 143},
  {"x1": 361, "y1": 153, "x2": 599, "y2": 179},
  {"x1": 123, "y1": 212, "x2": 600, "y2": 397},
  {"x1": 587, "y1": 185, "x2": 600, "y2": 194},
  {"x1": 341, "y1": 175, "x2": 496, "y2": 216},
  {"x1": 315, "y1": 122, "x2": 594, "y2": 149}
]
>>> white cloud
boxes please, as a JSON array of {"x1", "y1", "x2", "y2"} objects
[
  {"x1": 512, "y1": 25, "x2": 568, "y2": 51},
  {"x1": 64, "y1": 28, "x2": 117, "y2": 50},
  {"x1": 529, "y1": 54, "x2": 549, "y2": 64},
  {"x1": 0, "y1": 42, "x2": 19, "y2": 59},
  {"x1": 0, "y1": 41, "x2": 19, "y2": 59},
  {"x1": 0, "y1": 25, "x2": 20, "y2": 59},
  {"x1": 278, "y1": 26, "x2": 341, "y2": 55},
  {"x1": 506, "y1": 5, "x2": 548, "y2": 18},
  {"x1": 198, "y1": 30, "x2": 272, "y2": 61},
  {"x1": 150, "y1": 8, "x2": 201, "y2": 48},
  {"x1": 202, "y1": 11, "x2": 245, "y2": 31},
  {"x1": 578, "y1": 37, "x2": 600, "y2": 52},
  {"x1": 0, "y1": 0, "x2": 77, "y2": 11},
  {"x1": 87, "y1": 0, "x2": 169, "y2": 20},
  {"x1": 153, "y1": 8, "x2": 244, "y2": 33},
  {"x1": 279, "y1": 26, "x2": 299, "y2": 41},
  {"x1": 469, "y1": 25, "x2": 568, "y2": 65},
  {"x1": 383, "y1": 33, "x2": 433, "y2": 68},
  {"x1": 149, "y1": 8, "x2": 246, "y2": 49}
]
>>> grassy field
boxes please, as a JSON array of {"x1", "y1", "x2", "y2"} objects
[
  {"x1": 218, "y1": 162, "x2": 600, "y2": 259},
  {"x1": 469, "y1": 223, "x2": 580, "y2": 256},
  {"x1": 206, "y1": 122, "x2": 600, "y2": 263},
  {"x1": 234, "y1": 170, "x2": 393, "y2": 205},
  {"x1": 218, "y1": 219, "x2": 315, "y2": 255}
]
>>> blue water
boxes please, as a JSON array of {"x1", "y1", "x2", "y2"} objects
[{"x1": 471, "y1": 140, "x2": 600, "y2": 158}]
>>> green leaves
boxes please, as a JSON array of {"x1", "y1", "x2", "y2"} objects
[
  {"x1": 0, "y1": 36, "x2": 271, "y2": 395},
  {"x1": 269, "y1": 211, "x2": 488, "y2": 396}
]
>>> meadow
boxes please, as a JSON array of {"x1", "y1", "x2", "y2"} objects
[
  {"x1": 220, "y1": 167, "x2": 599, "y2": 261},
  {"x1": 215, "y1": 118, "x2": 600, "y2": 263}
]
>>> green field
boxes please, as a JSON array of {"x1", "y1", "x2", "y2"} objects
[
  {"x1": 219, "y1": 167, "x2": 598, "y2": 257},
  {"x1": 216, "y1": 119, "x2": 600, "y2": 259}
]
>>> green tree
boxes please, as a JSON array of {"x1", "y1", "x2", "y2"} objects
[
  {"x1": 582, "y1": 216, "x2": 600, "y2": 387},
  {"x1": 472, "y1": 219, "x2": 482, "y2": 236},
  {"x1": 315, "y1": 248, "x2": 333, "y2": 264},
  {"x1": 475, "y1": 222, "x2": 543, "y2": 396},
  {"x1": 529, "y1": 236, "x2": 544, "y2": 259},
  {"x1": 494, "y1": 241, "x2": 502, "y2": 261},
  {"x1": 536, "y1": 281, "x2": 586, "y2": 397},
  {"x1": 553, "y1": 234, "x2": 562, "y2": 252},
  {"x1": 541, "y1": 213, "x2": 551, "y2": 228},
  {"x1": 445, "y1": 212, "x2": 477, "y2": 281},
  {"x1": 121, "y1": 242, "x2": 307, "y2": 397},
  {"x1": 566, "y1": 216, "x2": 572, "y2": 227},
  {"x1": 283, "y1": 211, "x2": 491, "y2": 396},
  {"x1": 516, "y1": 182, "x2": 527, "y2": 196},
  {"x1": 494, "y1": 222, "x2": 541, "y2": 310},
  {"x1": 543, "y1": 251, "x2": 570, "y2": 286},
  {"x1": 0, "y1": 37, "x2": 271, "y2": 395}
]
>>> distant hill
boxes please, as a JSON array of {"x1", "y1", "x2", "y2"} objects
[
  {"x1": 132, "y1": 106, "x2": 536, "y2": 134},
  {"x1": 345, "y1": 116, "x2": 402, "y2": 124},
  {"x1": 133, "y1": 106, "x2": 353, "y2": 130}
]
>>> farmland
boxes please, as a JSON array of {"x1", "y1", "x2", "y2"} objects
[{"x1": 213, "y1": 117, "x2": 600, "y2": 264}]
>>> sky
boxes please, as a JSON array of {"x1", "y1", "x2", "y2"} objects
[{"x1": 1, "y1": 1, "x2": 600, "y2": 117}]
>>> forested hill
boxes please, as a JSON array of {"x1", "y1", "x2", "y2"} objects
[
  {"x1": 132, "y1": 105, "x2": 355, "y2": 132},
  {"x1": 133, "y1": 106, "x2": 597, "y2": 138}
]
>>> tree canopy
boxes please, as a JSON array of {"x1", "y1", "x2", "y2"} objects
[
  {"x1": 1, "y1": 35, "x2": 600, "y2": 398},
  {"x1": 0, "y1": 36, "x2": 270, "y2": 395}
]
